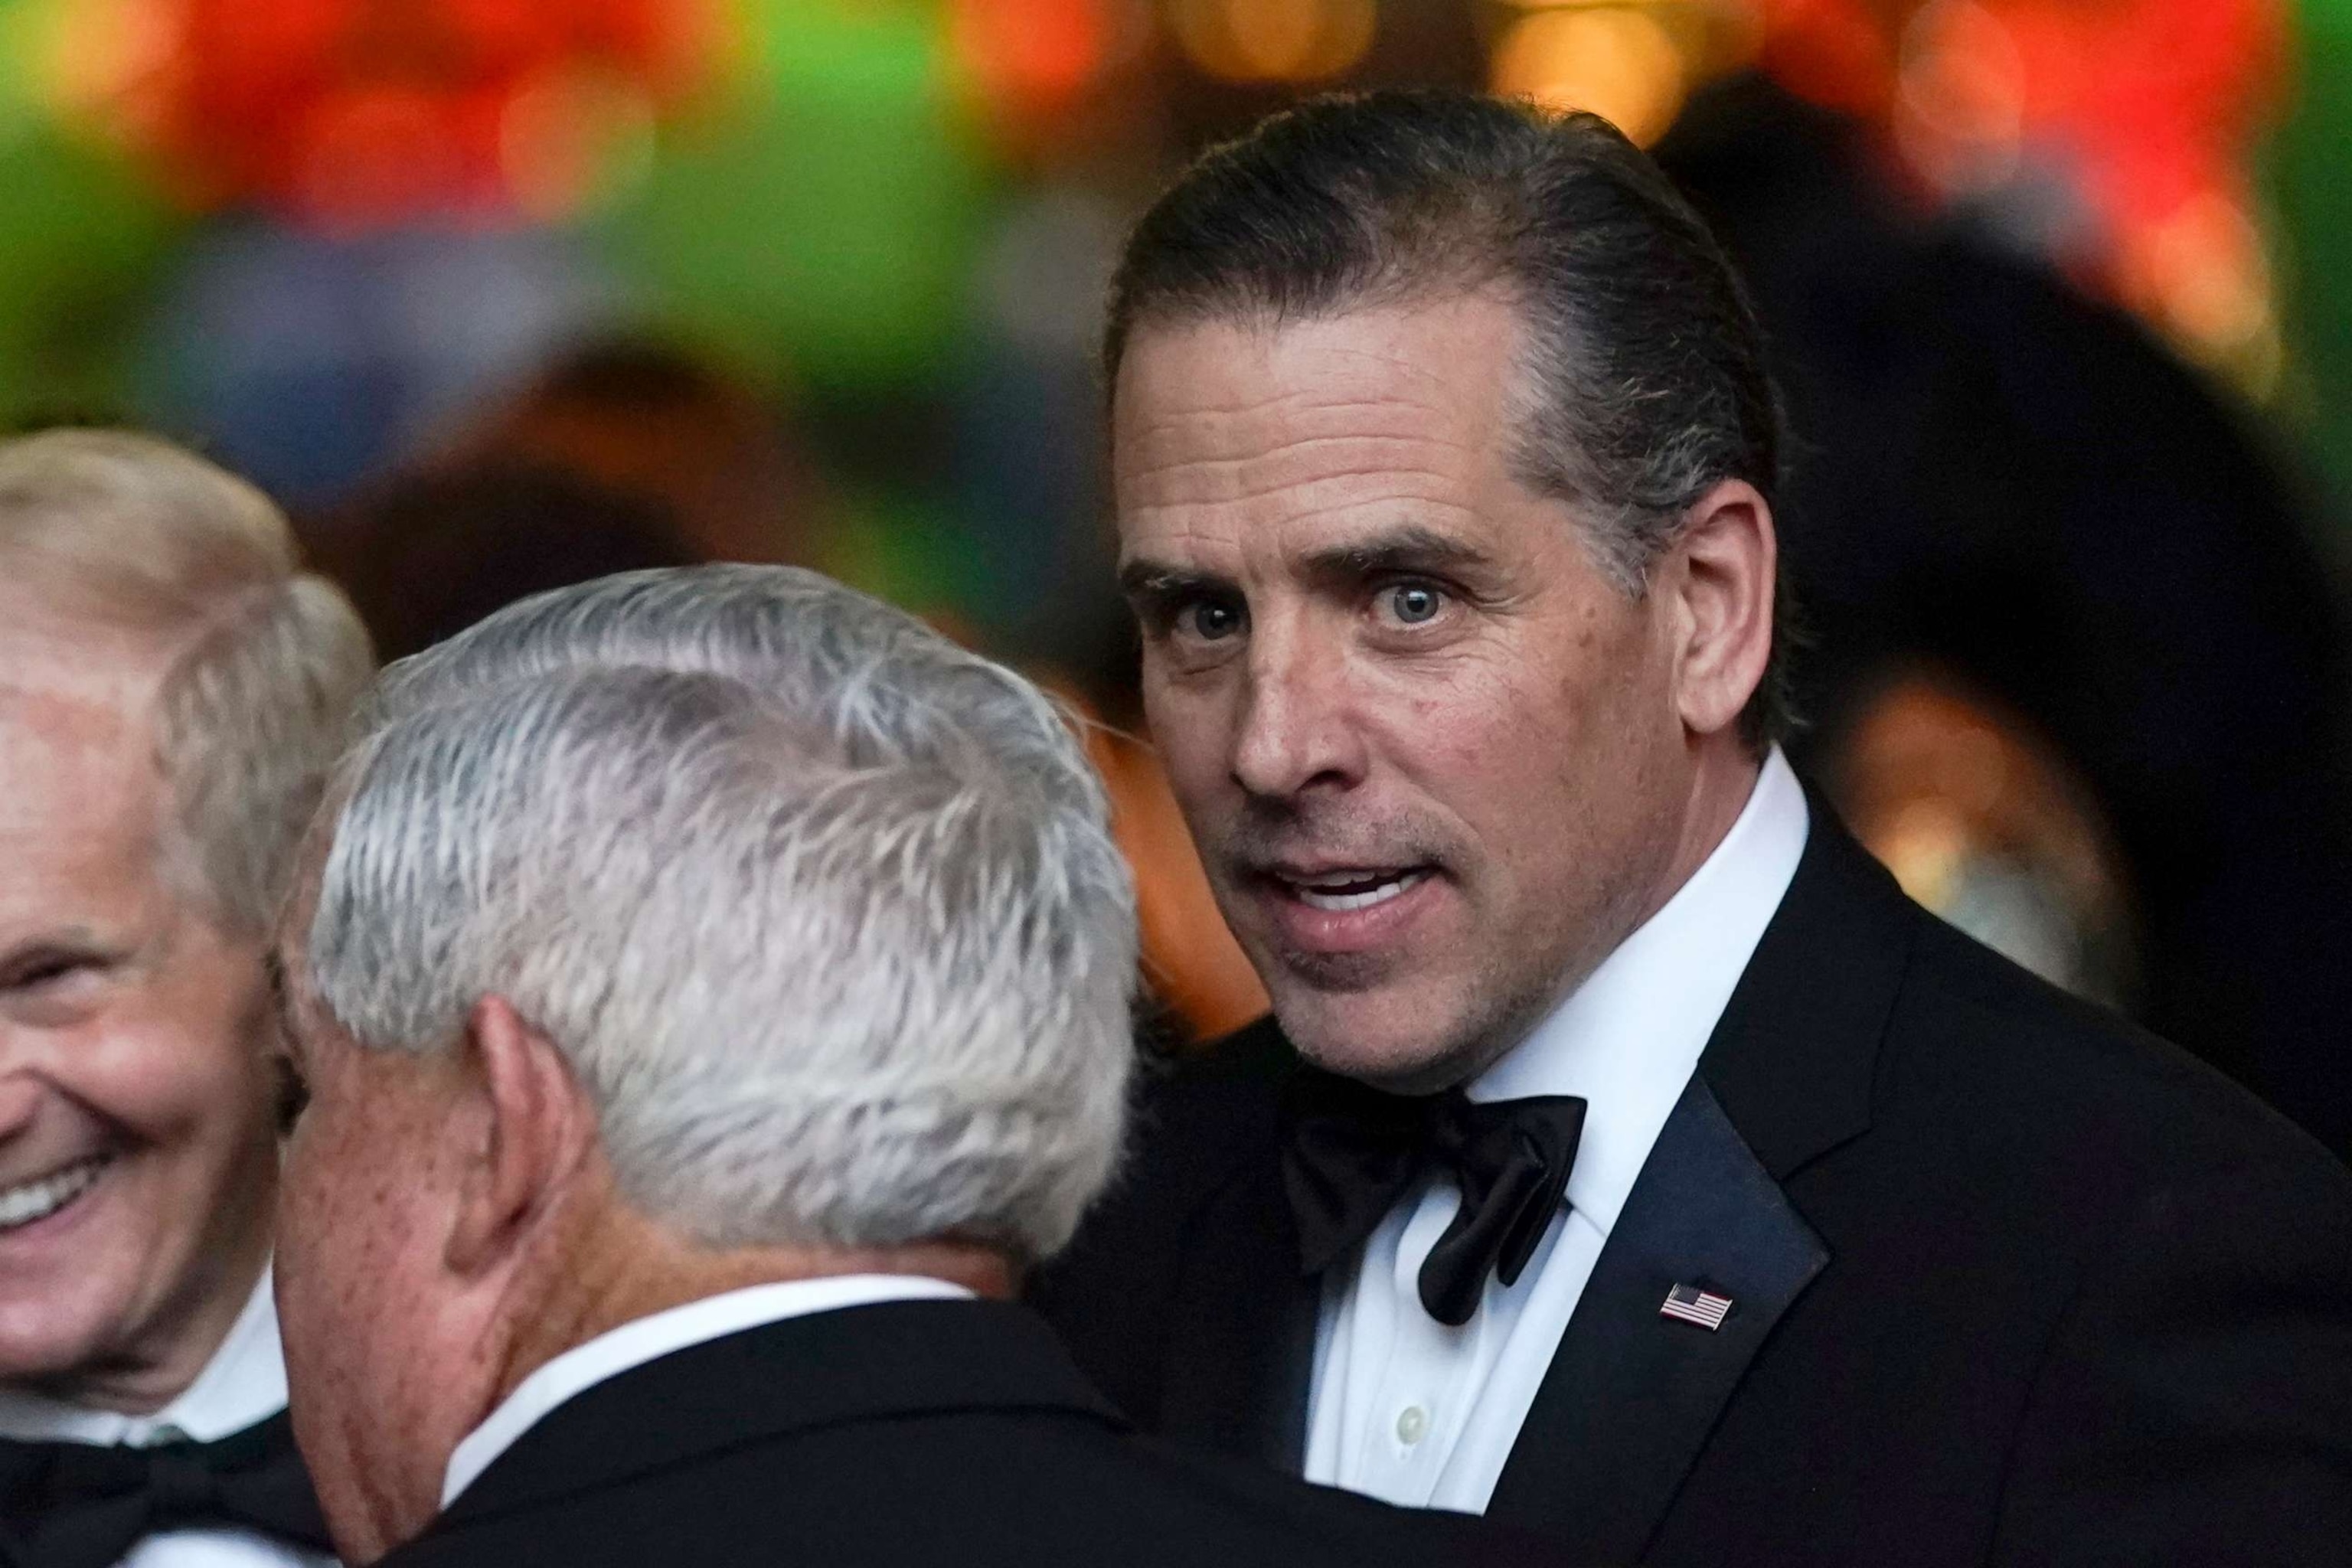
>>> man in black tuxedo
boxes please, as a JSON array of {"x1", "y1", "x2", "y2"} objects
[
  {"x1": 1034, "y1": 90, "x2": 2352, "y2": 1566},
  {"x1": 263, "y1": 566, "x2": 1540, "y2": 1567}
]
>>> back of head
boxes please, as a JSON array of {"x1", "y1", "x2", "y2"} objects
[
  {"x1": 1106, "y1": 90, "x2": 1792, "y2": 746},
  {"x1": 306, "y1": 565, "x2": 1137, "y2": 1263},
  {"x1": 0, "y1": 428, "x2": 376, "y2": 934}
]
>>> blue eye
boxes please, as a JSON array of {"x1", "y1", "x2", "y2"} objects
[
  {"x1": 1388, "y1": 584, "x2": 1442, "y2": 624},
  {"x1": 1186, "y1": 599, "x2": 1244, "y2": 641}
]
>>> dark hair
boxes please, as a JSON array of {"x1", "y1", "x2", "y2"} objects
[
  {"x1": 323, "y1": 460, "x2": 699, "y2": 662},
  {"x1": 1105, "y1": 90, "x2": 1794, "y2": 748}
]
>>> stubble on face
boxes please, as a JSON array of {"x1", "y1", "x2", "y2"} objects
[{"x1": 1113, "y1": 296, "x2": 1697, "y2": 1091}]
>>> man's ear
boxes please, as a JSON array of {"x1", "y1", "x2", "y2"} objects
[
  {"x1": 445, "y1": 995, "x2": 593, "y2": 1279},
  {"x1": 1662, "y1": 478, "x2": 1776, "y2": 740}
]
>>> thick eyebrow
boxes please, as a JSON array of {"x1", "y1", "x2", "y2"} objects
[
  {"x1": 1118, "y1": 525, "x2": 1494, "y2": 608},
  {"x1": 1116, "y1": 558, "x2": 1235, "y2": 609},
  {"x1": 1295, "y1": 524, "x2": 1494, "y2": 587}
]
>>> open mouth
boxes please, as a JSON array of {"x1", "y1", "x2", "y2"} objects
[
  {"x1": 0, "y1": 1155, "x2": 111, "y2": 1233},
  {"x1": 1277, "y1": 867, "x2": 1432, "y2": 913}
]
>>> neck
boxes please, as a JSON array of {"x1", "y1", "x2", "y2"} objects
[
  {"x1": 1654, "y1": 740, "x2": 1768, "y2": 926},
  {"x1": 1437, "y1": 738, "x2": 1766, "y2": 1095},
  {"x1": 489, "y1": 1212, "x2": 1012, "y2": 1419}
]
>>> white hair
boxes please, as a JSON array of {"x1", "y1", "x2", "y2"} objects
[
  {"x1": 0, "y1": 429, "x2": 376, "y2": 936},
  {"x1": 305, "y1": 566, "x2": 1137, "y2": 1263}
]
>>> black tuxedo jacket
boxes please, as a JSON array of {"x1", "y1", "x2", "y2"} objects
[
  {"x1": 1034, "y1": 812, "x2": 2352, "y2": 1566},
  {"x1": 377, "y1": 1298, "x2": 1546, "y2": 1568}
]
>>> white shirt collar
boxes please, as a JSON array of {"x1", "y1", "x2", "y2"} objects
[
  {"x1": 0, "y1": 1259, "x2": 291, "y2": 1447},
  {"x1": 1466, "y1": 747, "x2": 1809, "y2": 1237},
  {"x1": 440, "y1": 1273, "x2": 975, "y2": 1508}
]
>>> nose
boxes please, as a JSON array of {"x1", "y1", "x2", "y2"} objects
[{"x1": 1230, "y1": 625, "x2": 1367, "y2": 801}]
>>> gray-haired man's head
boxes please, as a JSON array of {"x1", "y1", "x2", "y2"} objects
[{"x1": 269, "y1": 566, "x2": 1135, "y2": 1560}]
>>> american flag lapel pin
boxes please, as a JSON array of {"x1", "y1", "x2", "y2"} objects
[{"x1": 1659, "y1": 1283, "x2": 1734, "y2": 1331}]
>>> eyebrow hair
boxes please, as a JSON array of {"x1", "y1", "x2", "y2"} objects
[
  {"x1": 1118, "y1": 524, "x2": 1493, "y2": 600},
  {"x1": 1116, "y1": 558, "x2": 1234, "y2": 605},
  {"x1": 1295, "y1": 524, "x2": 1494, "y2": 583}
]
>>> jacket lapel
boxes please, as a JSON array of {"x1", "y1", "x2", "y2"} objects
[
  {"x1": 1483, "y1": 1078, "x2": 1826, "y2": 1556},
  {"x1": 1485, "y1": 808, "x2": 1912, "y2": 1557}
]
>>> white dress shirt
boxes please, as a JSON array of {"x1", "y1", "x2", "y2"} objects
[
  {"x1": 1302, "y1": 750, "x2": 1809, "y2": 1512},
  {"x1": 440, "y1": 1274, "x2": 975, "y2": 1507},
  {"x1": 0, "y1": 1263, "x2": 332, "y2": 1568}
]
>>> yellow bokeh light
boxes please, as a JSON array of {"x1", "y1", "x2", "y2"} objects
[
  {"x1": 27, "y1": 0, "x2": 178, "y2": 125},
  {"x1": 1489, "y1": 7, "x2": 1687, "y2": 147},
  {"x1": 1171, "y1": 0, "x2": 1377, "y2": 85}
]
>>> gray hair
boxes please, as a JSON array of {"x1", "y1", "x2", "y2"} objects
[
  {"x1": 304, "y1": 566, "x2": 1137, "y2": 1263},
  {"x1": 0, "y1": 429, "x2": 376, "y2": 936},
  {"x1": 1105, "y1": 90, "x2": 1793, "y2": 748}
]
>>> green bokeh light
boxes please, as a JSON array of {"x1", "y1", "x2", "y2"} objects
[
  {"x1": 2273, "y1": 0, "x2": 2352, "y2": 524},
  {"x1": 603, "y1": 0, "x2": 991, "y2": 391},
  {"x1": 0, "y1": 126, "x2": 188, "y2": 428}
]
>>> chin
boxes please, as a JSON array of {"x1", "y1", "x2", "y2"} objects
[
  {"x1": 0, "y1": 1273, "x2": 135, "y2": 1383},
  {"x1": 1274, "y1": 981, "x2": 1493, "y2": 1095}
]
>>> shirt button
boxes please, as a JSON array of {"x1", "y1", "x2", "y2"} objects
[{"x1": 1395, "y1": 1405, "x2": 1429, "y2": 1446}]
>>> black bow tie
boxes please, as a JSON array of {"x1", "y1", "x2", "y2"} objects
[
  {"x1": 0, "y1": 1411, "x2": 332, "y2": 1568},
  {"x1": 1281, "y1": 1066, "x2": 1588, "y2": 1327}
]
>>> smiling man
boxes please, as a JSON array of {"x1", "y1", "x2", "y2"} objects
[
  {"x1": 0, "y1": 430, "x2": 371, "y2": 1567},
  {"x1": 1034, "y1": 91, "x2": 2352, "y2": 1565}
]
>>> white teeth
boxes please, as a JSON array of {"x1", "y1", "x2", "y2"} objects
[
  {"x1": 0, "y1": 1157, "x2": 107, "y2": 1232},
  {"x1": 1294, "y1": 870, "x2": 1428, "y2": 913}
]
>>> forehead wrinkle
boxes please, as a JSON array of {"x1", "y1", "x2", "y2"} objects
[
  {"x1": 1122, "y1": 465, "x2": 1478, "y2": 544},
  {"x1": 1119, "y1": 382, "x2": 1462, "y2": 461},
  {"x1": 1119, "y1": 436, "x2": 1472, "y2": 515}
]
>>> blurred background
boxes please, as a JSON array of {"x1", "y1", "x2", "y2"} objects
[{"x1": 2, "y1": 0, "x2": 2349, "y2": 1153}]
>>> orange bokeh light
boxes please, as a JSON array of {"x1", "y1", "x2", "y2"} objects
[
  {"x1": 1171, "y1": 0, "x2": 1378, "y2": 85},
  {"x1": 1490, "y1": 7, "x2": 1688, "y2": 147},
  {"x1": 949, "y1": 0, "x2": 1118, "y2": 108}
]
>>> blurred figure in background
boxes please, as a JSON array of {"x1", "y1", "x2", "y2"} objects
[
  {"x1": 0, "y1": 431, "x2": 373, "y2": 1567},
  {"x1": 431, "y1": 340, "x2": 826, "y2": 570},
  {"x1": 315, "y1": 462, "x2": 697, "y2": 664},
  {"x1": 1657, "y1": 74, "x2": 2352, "y2": 1158}
]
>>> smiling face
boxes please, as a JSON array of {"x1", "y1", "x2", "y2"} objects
[
  {"x1": 1114, "y1": 295, "x2": 1716, "y2": 1090},
  {"x1": 0, "y1": 625, "x2": 280, "y2": 1413}
]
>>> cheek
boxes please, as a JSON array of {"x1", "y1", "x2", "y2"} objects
[
  {"x1": 93, "y1": 953, "x2": 273, "y2": 1150},
  {"x1": 277, "y1": 1153, "x2": 417, "y2": 1418},
  {"x1": 64, "y1": 1012, "x2": 267, "y2": 1161},
  {"x1": 1142, "y1": 677, "x2": 1234, "y2": 802},
  {"x1": 273, "y1": 1138, "x2": 343, "y2": 1364},
  {"x1": 278, "y1": 1099, "x2": 449, "y2": 1362},
  {"x1": 1361, "y1": 659, "x2": 1561, "y2": 804}
]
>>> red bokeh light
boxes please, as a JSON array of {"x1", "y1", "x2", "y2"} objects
[
  {"x1": 77, "y1": 0, "x2": 724, "y2": 230},
  {"x1": 1756, "y1": 0, "x2": 2285, "y2": 335}
]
